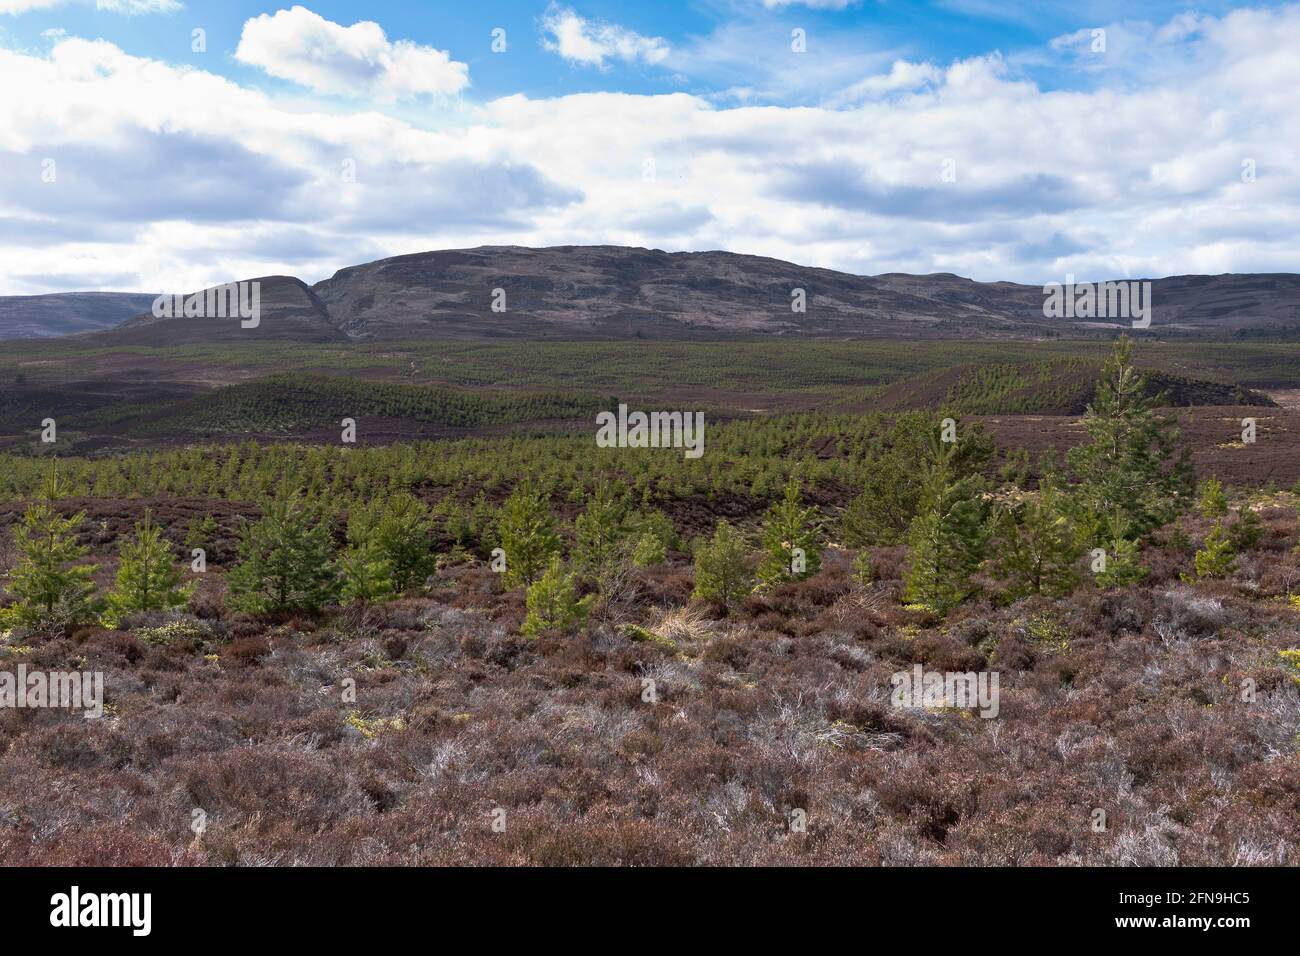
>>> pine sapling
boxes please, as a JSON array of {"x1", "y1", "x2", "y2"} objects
[
  {"x1": 496, "y1": 482, "x2": 561, "y2": 589},
  {"x1": 692, "y1": 520, "x2": 754, "y2": 613},
  {"x1": 104, "y1": 510, "x2": 193, "y2": 627},
  {"x1": 756, "y1": 477, "x2": 823, "y2": 587},
  {"x1": 521, "y1": 557, "x2": 593, "y2": 637}
]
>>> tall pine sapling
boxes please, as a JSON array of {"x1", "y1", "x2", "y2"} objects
[
  {"x1": 988, "y1": 481, "x2": 1081, "y2": 602},
  {"x1": 1, "y1": 503, "x2": 99, "y2": 629},
  {"x1": 226, "y1": 492, "x2": 340, "y2": 614},
  {"x1": 756, "y1": 477, "x2": 823, "y2": 587},
  {"x1": 339, "y1": 508, "x2": 396, "y2": 604},
  {"x1": 692, "y1": 520, "x2": 754, "y2": 613},
  {"x1": 903, "y1": 431, "x2": 988, "y2": 614},
  {"x1": 496, "y1": 482, "x2": 561, "y2": 589},
  {"x1": 574, "y1": 479, "x2": 629, "y2": 579},
  {"x1": 372, "y1": 492, "x2": 436, "y2": 592},
  {"x1": 104, "y1": 510, "x2": 193, "y2": 627},
  {"x1": 842, "y1": 412, "x2": 993, "y2": 547},
  {"x1": 1, "y1": 465, "x2": 99, "y2": 630},
  {"x1": 1067, "y1": 335, "x2": 1194, "y2": 541}
]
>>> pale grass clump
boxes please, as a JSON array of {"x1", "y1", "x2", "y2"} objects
[{"x1": 653, "y1": 605, "x2": 717, "y2": 647}]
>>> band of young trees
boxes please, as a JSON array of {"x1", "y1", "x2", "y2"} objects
[{"x1": 0, "y1": 338, "x2": 1274, "y2": 636}]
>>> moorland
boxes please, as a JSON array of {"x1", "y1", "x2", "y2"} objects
[{"x1": 1, "y1": 269, "x2": 1298, "y2": 865}]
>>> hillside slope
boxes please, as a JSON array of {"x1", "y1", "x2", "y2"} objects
[
  {"x1": 30, "y1": 246, "x2": 1300, "y2": 344},
  {"x1": 0, "y1": 292, "x2": 159, "y2": 338},
  {"x1": 108, "y1": 276, "x2": 347, "y2": 345}
]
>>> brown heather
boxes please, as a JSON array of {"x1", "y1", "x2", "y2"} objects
[{"x1": 0, "y1": 510, "x2": 1296, "y2": 866}]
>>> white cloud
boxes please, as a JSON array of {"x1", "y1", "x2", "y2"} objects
[
  {"x1": 541, "y1": 4, "x2": 670, "y2": 69},
  {"x1": 0, "y1": 0, "x2": 65, "y2": 13},
  {"x1": 95, "y1": 0, "x2": 180, "y2": 13},
  {"x1": 1, "y1": 0, "x2": 179, "y2": 12},
  {"x1": 235, "y1": 5, "x2": 468, "y2": 100},
  {"x1": 2, "y1": 4, "x2": 1300, "y2": 293},
  {"x1": 828, "y1": 59, "x2": 942, "y2": 104},
  {"x1": 663, "y1": 17, "x2": 897, "y2": 106},
  {"x1": 760, "y1": 0, "x2": 858, "y2": 8}
]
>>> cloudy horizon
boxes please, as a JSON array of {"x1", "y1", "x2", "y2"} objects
[{"x1": 0, "y1": 0, "x2": 1296, "y2": 295}]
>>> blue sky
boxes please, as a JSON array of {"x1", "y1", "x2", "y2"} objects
[
  {"x1": 5, "y1": 0, "x2": 1282, "y2": 101},
  {"x1": 0, "y1": 1, "x2": 1297, "y2": 292}
]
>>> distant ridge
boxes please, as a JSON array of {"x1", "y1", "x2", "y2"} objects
[
  {"x1": 9, "y1": 246, "x2": 1300, "y2": 343},
  {"x1": 0, "y1": 292, "x2": 160, "y2": 339}
]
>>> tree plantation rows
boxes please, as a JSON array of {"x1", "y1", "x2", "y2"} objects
[{"x1": 132, "y1": 375, "x2": 609, "y2": 436}]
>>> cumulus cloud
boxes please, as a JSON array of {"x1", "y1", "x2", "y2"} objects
[
  {"x1": 2, "y1": 4, "x2": 1300, "y2": 293},
  {"x1": 235, "y1": 5, "x2": 468, "y2": 99},
  {"x1": 541, "y1": 4, "x2": 670, "y2": 68},
  {"x1": 0, "y1": 36, "x2": 569, "y2": 291}
]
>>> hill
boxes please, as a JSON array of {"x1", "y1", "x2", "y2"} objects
[
  {"x1": 38, "y1": 246, "x2": 1300, "y2": 345},
  {"x1": 0, "y1": 292, "x2": 160, "y2": 338}
]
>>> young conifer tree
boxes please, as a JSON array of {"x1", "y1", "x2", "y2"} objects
[
  {"x1": 1, "y1": 464, "x2": 99, "y2": 630},
  {"x1": 1197, "y1": 477, "x2": 1229, "y2": 519},
  {"x1": 226, "y1": 490, "x2": 340, "y2": 614},
  {"x1": 1191, "y1": 521, "x2": 1236, "y2": 580},
  {"x1": 521, "y1": 557, "x2": 594, "y2": 637},
  {"x1": 339, "y1": 508, "x2": 396, "y2": 605},
  {"x1": 574, "y1": 479, "x2": 629, "y2": 579},
  {"x1": 104, "y1": 510, "x2": 193, "y2": 626},
  {"x1": 988, "y1": 480, "x2": 1082, "y2": 602},
  {"x1": 903, "y1": 430, "x2": 988, "y2": 614},
  {"x1": 372, "y1": 492, "x2": 436, "y2": 592},
  {"x1": 692, "y1": 520, "x2": 754, "y2": 613},
  {"x1": 1068, "y1": 335, "x2": 1194, "y2": 541},
  {"x1": 756, "y1": 477, "x2": 823, "y2": 587},
  {"x1": 1228, "y1": 506, "x2": 1264, "y2": 552},
  {"x1": 1093, "y1": 512, "x2": 1148, "y2": 588},
  {"x1": 496, "y1": 482, "x2": 561, "y2": 589}
]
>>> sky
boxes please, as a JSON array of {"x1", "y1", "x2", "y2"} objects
[{"x1": 0, "y1": 0, "x2": 1296, "y2": 294}]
